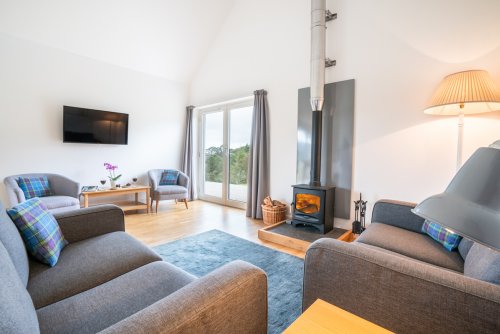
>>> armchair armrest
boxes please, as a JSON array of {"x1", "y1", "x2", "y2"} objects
[
  {"x1": 101, "y1": 260, "x2": 268, "y2": 334},
  {"x1": 3, "y1": 176, "x2": 25, "y2": 207},
  {"x1": 54, "y1": 205, "x2": 125, "y2": 243},
  {"x1": 48, "y1": 174, "x2": 80, "y2": 198},
  {"x1": 371, "y1": 199, "x2": 425, "y2": 233},
  {"x1": 303, "y1": 239, "x2": 500, "y2": 334},
  {"x1": 148, "y1": 170, "x2": 161, "y2": 192},
  {"x1": 177, "y1": 171, "x2": 189, "y2": 188}
]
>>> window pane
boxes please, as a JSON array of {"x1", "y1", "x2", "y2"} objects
[
  {"x1": 228, "y1": 106, "x2": 253, "y2": 202},
  {"x1": 203, "y1": 111, "x2": 224, "y2": 198}
]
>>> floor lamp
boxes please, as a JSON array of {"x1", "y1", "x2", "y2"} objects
[{"x1": 424, "y1": 70, "x2": 500, "y2": 170}]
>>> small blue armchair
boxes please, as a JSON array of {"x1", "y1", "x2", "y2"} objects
[{"x1": 148, "y1": 169, "x2": 189, "y2": 213}]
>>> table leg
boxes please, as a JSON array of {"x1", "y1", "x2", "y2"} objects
[
  {"x1": 135, "y1": 192, "x2": 139, "y2": 203},
  {"x1": 84, "y1": 194, "x2": 89, "y2": 208},
  {"x1": 146, "y1": 189, "x2": 150, "y2": 214}
]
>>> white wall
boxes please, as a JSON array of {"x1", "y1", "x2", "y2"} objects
[
  {"x1": 190, "y1": 0, "x2": 500, "y2": 228},
  {"x1": 0, "y1": 33, "x2": 188, "y2": 204},
  {"x1": 0, "y1": 0, "x2": 236, "y2": 82}
]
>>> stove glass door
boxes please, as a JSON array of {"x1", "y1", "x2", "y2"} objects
[{"x1": 295, "y1": 193, "x2": 321, "y2": 214}]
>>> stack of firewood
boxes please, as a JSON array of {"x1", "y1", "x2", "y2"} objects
[{"x1": 262, "y1": 196, "x2": 286, "y2": 209}]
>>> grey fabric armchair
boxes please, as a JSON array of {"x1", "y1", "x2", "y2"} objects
[
  {"x1": 303, "y1": 200, "x2": 500, "y2": 334},
  {"x1": 4, "y1": 173, "x2": 80, "y2": 214},
  {"x1": 148, "y1": 169, "x2": 189, "y2": 213}
]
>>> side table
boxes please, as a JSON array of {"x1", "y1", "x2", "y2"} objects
[{"x1": 283, "y1": 299, "x2": 394, "y2": 334}]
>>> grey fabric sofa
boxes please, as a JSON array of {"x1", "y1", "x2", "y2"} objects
[
  {"x1": 148, "y1": 169, "x2": 189, "y2": 212},
  {"x1": 4, "y1": 173, "x2": 81, "y2": 214},
  {"x1": 0, "y1": 201, "x2": 267, "y2": 334},
  {"x1": 303, "y1": 199, "x2": 500, "y2": 334}
]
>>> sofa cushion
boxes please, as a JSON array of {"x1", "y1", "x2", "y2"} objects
[
  {"x1": 458, "y1": 238, "x2": 474, "y2": 260},
  {"x1": 39, "y1": 196, "x2": 80, "y2": 210},
  {"x1": 356, "y1": 223, "x2": 464, "y2": 272},
  {"x1": 7, "y1": 198, "x2": 68, "y2": 267},
  {"x1": 37, "y1": 261, "x2": 195, "y2": 334},
  {"x1": 28, "y1": 231, "x2": 162, "y2": 309},
  {"x1": 0, "y1": 201, "x2": 29, "y2": 286},
  {"x1": 372, "y1": 200, "x2": 425, "y2": 233},
  {"x1": 155, "y1": 185, "x2": 188, "y2": 195},
  {"x1": 464, "y1": 243, "x2": 500, "y2": 285},
  {"x1": 17, "y1": 176, "x2": 52, "y2": 199},
  {"x1": 421, "y1": 220, "x2": 462, "y2": 251},
  {"x1": 0, "y1": 241, "x2": 40, "y2": 334},
  {"x1": 159, "y1": 169, "x2": 180, "y2": 185}
]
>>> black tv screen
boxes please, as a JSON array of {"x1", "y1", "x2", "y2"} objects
[{"x1": 63, "y1": 106, "x2": 129, "y2": 145}]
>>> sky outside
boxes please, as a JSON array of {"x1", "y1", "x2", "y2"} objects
[{"x1": 204, "y1": 106, "x2": 253, "y2": 149}]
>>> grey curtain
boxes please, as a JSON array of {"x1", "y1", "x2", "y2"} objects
[
  {"x1": 182, "y1": 105, "x2": 195, "y2": 200},
  {"x1": 246, "y1": 90, "x2": 270, "y2": 219}
]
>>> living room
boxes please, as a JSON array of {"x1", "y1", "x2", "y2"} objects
[{"x1": 0, "y1": 1, "x2": 499, "y2": 333}]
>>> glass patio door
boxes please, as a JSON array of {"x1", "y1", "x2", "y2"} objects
[{"x1": 198, "y1": 100, "x2": 253, "y2": 208}]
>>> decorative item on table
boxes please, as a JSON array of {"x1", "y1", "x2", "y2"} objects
[
  {"x1": 261, "y1": 196, "x2": 287, "y2": 225},
  {"x1": 104, "y1": 162, "x2": 122, "y2": 189},
  {"x1": 99, "y1": 179, "x2": 106, "y2": 189},
  {"x1": 81, "y1": 186, "x2": 98, "y2": 193},
  {"x1": 352, "y1": 193, "x2": 367, "y2": 234},
  {"x1": 132, "y1": 177, "x2": 138, "y2": 185}
]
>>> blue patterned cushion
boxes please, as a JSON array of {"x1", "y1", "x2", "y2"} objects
[
  {"x1": 17, "y1": 176, "x2": 52, "y2": 199},
  {"x1": 159, "y1": 170, "x2": 180, "y2": 185},
  {"x1": 7, "y1": 198, "x2": 67, "y2": 267},
  {"x1": 422, "y1": 220, "x2": 462, "y2": 251}
]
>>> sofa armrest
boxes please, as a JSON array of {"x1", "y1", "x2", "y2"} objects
[
  {"x1": 371, "y1": 199, "x2": 425, "y2": 233},
  {"x1": 54, "y1": 205, "x2": 125, "y2": 243},
  {"x1": 303, "y1": 239, "x2": 500, "y2": 334},
  {"x1": 101, "y1": 260, "x2": 268, "y2": 334}
]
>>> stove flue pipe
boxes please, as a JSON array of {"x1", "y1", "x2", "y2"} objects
[
  {"x1": 309, "y1": 0, "x2": 326, "y2": 187},
  {"x1": 310, "y1": 0, "x2": 326, "y2": 113}
]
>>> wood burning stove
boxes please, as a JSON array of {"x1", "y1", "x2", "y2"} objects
[
  {"x1": 291, "y1": 184, "x2": 335, "y2": 234},
  {"x1": 290, "y1": 0, "x2": 337, "y2": 234}
]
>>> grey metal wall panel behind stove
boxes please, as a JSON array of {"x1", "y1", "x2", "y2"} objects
[{"x1": 297, "y1": 79, "x2": 355, "y2": 219}]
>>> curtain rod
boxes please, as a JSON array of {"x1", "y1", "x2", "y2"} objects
[{"x1": 194, "y1": 95, "x2": 253, "y2": 111}]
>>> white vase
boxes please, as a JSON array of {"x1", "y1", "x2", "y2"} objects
[{"x1": 110, "y1": 179, "x2": 116, "y2": 189}]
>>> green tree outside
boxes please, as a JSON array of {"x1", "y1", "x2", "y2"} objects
[{"x1": 205, "y1": 144, "x2": 249, "y2": 184}]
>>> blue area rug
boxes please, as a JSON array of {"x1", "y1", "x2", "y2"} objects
[{"x1": 154, "y1": 229, "x2": 304, "y2": 334}]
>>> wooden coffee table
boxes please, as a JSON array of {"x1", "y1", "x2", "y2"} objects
[
  {"x1": 283, "y1": 299, "x2": 394, "y2": 334},
  {"x1": 81, "y1": 186, "x2": 150, "y2": 214}
]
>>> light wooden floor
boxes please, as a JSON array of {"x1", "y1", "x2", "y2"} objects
[{"x1": 125, "y1": 200, "x2": 305, "y2": 258}]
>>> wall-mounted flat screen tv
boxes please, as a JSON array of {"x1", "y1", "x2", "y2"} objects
[{"x1": 63, "y1": 106, "x2": 129, "y2": 145}]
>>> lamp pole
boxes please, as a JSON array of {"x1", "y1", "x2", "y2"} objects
[{"x1": 456, "y1": 104, "x2": 465, "y2": 171}]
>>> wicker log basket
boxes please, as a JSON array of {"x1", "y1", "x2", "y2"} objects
[{"x1": 261, "y1": 196, "x2": 287, "y2": 225}]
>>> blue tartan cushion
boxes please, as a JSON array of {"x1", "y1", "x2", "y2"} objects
[
  {"x1": 159, "y1": 170, "x2": 180, "y2": 185},
  {"x1": 7, "y1": 198, "x2": 67, "y2": 267},
  {"x1": 422, "y1": 220, "x2": 462, "y2": 251},
  {"x1": 17, "y1": 176, "x2": 52, "y2": 199}
]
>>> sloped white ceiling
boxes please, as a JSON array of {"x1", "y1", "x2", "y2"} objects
[{"x1": 0, "y1": 0, "x2": 235, "y2": 82}]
